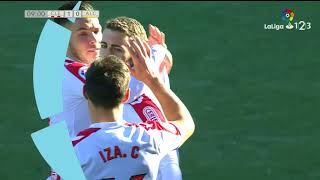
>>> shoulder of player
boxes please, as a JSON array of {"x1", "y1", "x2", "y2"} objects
[
  {"x1": 128, "y1": 94, "x2": 166, "y2": 123},
  {"x1": 125, "y1": 120, "x2": 181, "y2": 136},
  {"x1": 72, "y1": 127, "x2": 101, "y2": 146},
  {"x1": 64, "y1": 59, "x2": 88, "y2": 83}
]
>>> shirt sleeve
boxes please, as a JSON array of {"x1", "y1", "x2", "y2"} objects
[
  {"x1": 150, "y1": 44, "x2": 167, "y2": 68},
  {"x1": 144, "y1": 121, "x2": 183, "y2": 155},
  {"x1": 150, "y1": 45, "x2": 170, "y2": 88}
]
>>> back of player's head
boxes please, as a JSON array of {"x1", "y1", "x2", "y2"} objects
[
  {"x1": 84, "y1": 55, "x2": 130, "y2": 109},
  {"x1": 105, "y1": 16, "x2": 148, "y2": 40},
  {"x1": 54, "y1": 1, "x2": 95, "y2": 26}
]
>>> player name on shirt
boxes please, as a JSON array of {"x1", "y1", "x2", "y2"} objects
[{"x1": 98, "y1": 145, "x2": 140, "y2": 163}]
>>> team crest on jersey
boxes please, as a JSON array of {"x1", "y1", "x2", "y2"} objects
[
  {"x1": 78, "y1": 66, "x2": 87, "y2": 80},
  {"x1": 143, "y1": 106, "x2": 160, "y2": 121}
]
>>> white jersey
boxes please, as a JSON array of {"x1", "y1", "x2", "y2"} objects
[
  {"x1": 51, "y1": 120, "x2": 182, "y2": 180},
  {"x1": 73, "y1": 121, "x2": 182, "y2": 180}
]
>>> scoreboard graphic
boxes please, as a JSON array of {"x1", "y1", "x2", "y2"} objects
[{"x1": 24, "y1": 10, "x2": 99, "y2": 18}]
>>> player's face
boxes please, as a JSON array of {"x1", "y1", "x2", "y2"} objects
[
  {"x1": 100, "y1": 29, "x2": 132, "y2": 65},
  {"x1": 69, "y1": 18, "x2": 102, "y2": 64}
]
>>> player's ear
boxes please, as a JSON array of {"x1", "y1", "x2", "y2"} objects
[{"x1": 121, "y1": 88, "x2": 130, "y2": 104}]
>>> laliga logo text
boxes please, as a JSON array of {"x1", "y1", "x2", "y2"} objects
[{"x1": 264, "y1": 9, "x2": 311, "y2": 31}]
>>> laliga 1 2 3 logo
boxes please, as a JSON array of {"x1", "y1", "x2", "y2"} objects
[
  {"x1": 281, "y1": 9, "x2": 294, "y2": 29},
  {"x1": 264, "y1": 9, "x2": 311, "y2": 31}
]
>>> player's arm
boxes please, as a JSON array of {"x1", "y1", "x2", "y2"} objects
[
  {"x1": 125, "y1": 37, "x2": 194, "y2": 145},
  {"x1": 148, "y1": 24, "x2": 173, "y2": 74}
]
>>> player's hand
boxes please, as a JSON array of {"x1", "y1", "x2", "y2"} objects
[
  {"x1": 124, "y1": 37, "x2": 159, "y2": 84},
  {"x1": 148, "y1": 24, "x2": 173, "y2": 74},
  {"x1": 148, "y1": 24, "x2": 167, "y2": 48}
]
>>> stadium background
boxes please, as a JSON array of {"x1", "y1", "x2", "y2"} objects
[{"x1": 0, "y1": 1, "x2": 319, "y2": 179}]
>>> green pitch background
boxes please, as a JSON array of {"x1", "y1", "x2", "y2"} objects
[{"x1": 0, "y1": 1, "x2": 319, "y2": 179}]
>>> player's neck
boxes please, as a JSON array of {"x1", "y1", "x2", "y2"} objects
[
  {"x1": 67, "y1": 51, "x2": 87, "y2": 64},
  {"x1": 91, "y1": 105, "x2": 124, "y2": 123}
]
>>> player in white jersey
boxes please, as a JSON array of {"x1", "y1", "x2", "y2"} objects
[
  {"x1": 48, "y1": 1, "x2": 102, "y2": 137},
  {"x1": 100, "y1": 17, "x2": 181, "y2": 180},
  {"x1": 74, "y1": 39, "x2": 194, "y2": 179}
]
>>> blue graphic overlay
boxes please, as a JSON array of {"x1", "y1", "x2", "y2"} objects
[
  {"x1": 32, "y1": 1, "x2": 86, "y2": 179},
  {"x1": 31, "y1": 121, "x2": 86, "y2": 180},
  {"x1": 68, "y1": 1, "x2": 82, "y2": 23},
  {"x1": 33, "y1": 20, "x2": 69, "y2": 119}
]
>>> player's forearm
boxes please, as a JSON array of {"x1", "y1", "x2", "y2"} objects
[
  {"x1": 144, "y1": 77, "x2": 193, "y2": 125},
  {"x1": 145, "y1": 77, "x2": 195, "y2": 142}
]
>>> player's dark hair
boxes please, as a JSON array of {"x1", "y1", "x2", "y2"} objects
[
  {"x1": 84, "y1": 55, "x2": 130, "y2": 109},
  {"x1": 54, "y1": 1, "x2": 95, "y2": 26},
  {"x1": 105, "y1": 16, "x2": 148, "y2": 40}
]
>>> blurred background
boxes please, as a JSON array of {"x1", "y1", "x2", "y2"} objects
[{"x1": 0, "y1": 1, "x2": 319, "y2": 179}]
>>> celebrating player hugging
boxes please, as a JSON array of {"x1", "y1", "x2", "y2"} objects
[{"x1": 48, "y1": 1, "x2": 194, "y2": 180}]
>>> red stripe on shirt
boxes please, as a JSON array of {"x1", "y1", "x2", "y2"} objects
[
  {"x1": 64, "y1": 59, "x2": 87, "y2": 83},
  {"x1": 130, "y1": 173, "x2": 146, "y2": 180},
  {"x1": 72, "y1": 128, "x2": 101, "y2": 146},
  {"x1": 125, "y1": 120, "x2": 181, "y2": 136},
  {"x1": 129, "y1": 94, "x2": 166, "y2": 123}
]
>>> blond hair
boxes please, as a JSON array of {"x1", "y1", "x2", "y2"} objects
[{"x1": 105, "y1": 16, "x2": 147, "y2": 40}]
